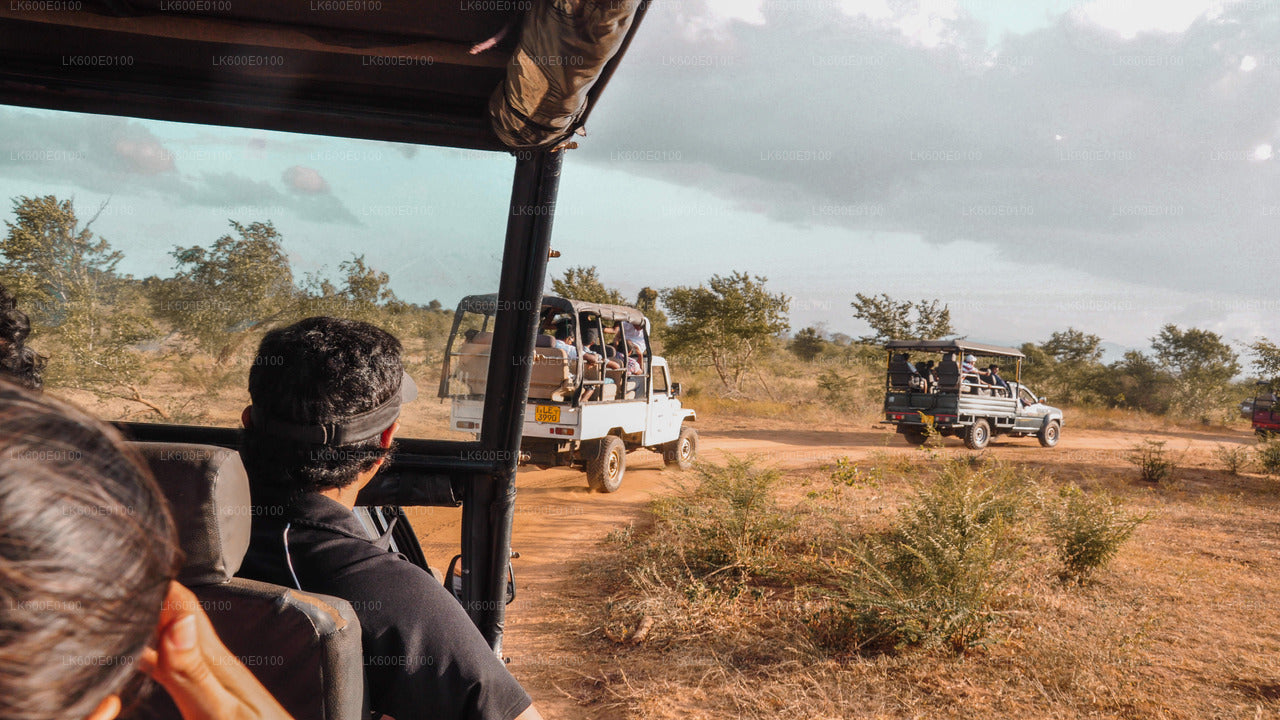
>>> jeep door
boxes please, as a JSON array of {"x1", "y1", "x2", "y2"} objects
[
  {"x1": 1014, "y1": 386, "x2": 1048, "y2": 432},
  {"x1": 645, "y1": 365, "x2": 679, "y2": 445}
]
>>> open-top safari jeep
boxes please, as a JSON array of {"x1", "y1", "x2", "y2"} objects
[
  {"x1": 882, "y1": 339, "x2": 1065, "y2": 450},
  {"x1": 0, "y1": 2, "x2": 653, "y2": 717},
  {"x1": 442, "y1": 294, "x2": 697, "y2": 492}
]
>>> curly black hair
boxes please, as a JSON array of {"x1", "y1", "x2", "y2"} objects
[
  {"x1": 0, "y1": 284, "x2": 45, "y2": 391},
  {"x1": 240, "y1": 316, "x2": 403, "y2": 499}
]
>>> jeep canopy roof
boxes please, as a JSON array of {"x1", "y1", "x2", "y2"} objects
[
  {"x1": 885, "y1": 339, "x2": 1025, "y2": 359},
  {"x1": 458, "y1": 293, "x2": 648, "y2": 329},
  {"x1": 0, "y1": 0, "x2": 650, "y2": 150}
]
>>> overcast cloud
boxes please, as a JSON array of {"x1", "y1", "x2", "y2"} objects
[{"x1": 581, "y1": 0, "x2": 1280, "y2": 299}]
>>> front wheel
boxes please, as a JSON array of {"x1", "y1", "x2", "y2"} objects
[
  {"x1": 663, "y1": 426, "x2": 698, "y2": 470},
  {"x1": 585, "y1": 435, "x2": 626, "y2": 493},
  {"x1": 1038, "y1": 420, "x2": 1061, "y2": 448},
  {"x1": 964, "y1": 419, "x2": 991, "y2": 450}
]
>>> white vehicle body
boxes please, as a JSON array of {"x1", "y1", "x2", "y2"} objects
[{"x1": 441, "y1": 294, "x2": 698, "y2": 491}]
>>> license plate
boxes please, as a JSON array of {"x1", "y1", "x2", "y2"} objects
[{"x1": 535, "y1": 405, "x2": 560, "y2": 423}]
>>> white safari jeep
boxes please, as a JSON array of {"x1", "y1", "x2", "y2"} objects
[{"x1": 440, "y1": 294, "x2": 697, "y2": 492}]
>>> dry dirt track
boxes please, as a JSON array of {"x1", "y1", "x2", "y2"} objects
[{"x1": 401, "y1": 419, "x2": 1256, "y2": 718}]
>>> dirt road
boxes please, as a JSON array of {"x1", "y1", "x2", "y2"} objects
[{"x1": 403, "y1": 420, "x2": 1253, "y2": 717}]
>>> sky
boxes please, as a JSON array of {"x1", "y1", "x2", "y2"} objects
[{"x1": 2, "y1": 0, "x2": 1279, "y2": 359}]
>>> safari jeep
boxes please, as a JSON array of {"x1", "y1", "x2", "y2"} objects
[
  {"x1": 881, "y1": 340, "x2": 1065, "y2": 450},
  {"x1": 441, "y1": 294, "x2": 698, "y2": 492}
]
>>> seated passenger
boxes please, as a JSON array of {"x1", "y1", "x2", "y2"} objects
[
  {"x1": 0, "y1": 283, "x2": 46, "y2": 390},
  {"x1": 918, "y1": 360, "x2": 937, "y2": 390},
  {"x1": 985, "y1": 364, "x2": 1010, "y2": 395},
  {"x1": 624, "y1": 341, "x2": 644, "y2": 375},
  {"x1": 237, "y1": 317, "x2": 540, "y2": 720},
  {"x1": 0, "y1": 385, "x2": 292, "y2": 720},
  {"x1": 960, "y1": 353, "x2": 979, "y2": 376},
  {"x1": 620, "y1": 320, "x2": 646, "y2": 356}
]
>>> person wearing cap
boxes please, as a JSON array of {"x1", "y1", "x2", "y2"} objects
[{"x1": 235, "y1": 317, "x2": 540, "y2": 720}]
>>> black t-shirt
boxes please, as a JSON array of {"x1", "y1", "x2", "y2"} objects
[{"x1": 237, "y1": 492, "x2": 532, "y2": 720}]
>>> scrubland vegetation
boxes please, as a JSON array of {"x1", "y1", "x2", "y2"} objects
[{"x1": 536, "y1": 447, "x2": 1280, "y2": 719}]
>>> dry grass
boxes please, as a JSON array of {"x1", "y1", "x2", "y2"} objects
[{"x1": 534, "y1": 442, "x2": 1280, "y2": 720}]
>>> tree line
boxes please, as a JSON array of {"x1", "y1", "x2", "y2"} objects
[{"x1": 2, "y1": 194, "x2": 1271, "y2": 422}]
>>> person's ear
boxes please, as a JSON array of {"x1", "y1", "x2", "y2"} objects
[
  {"x1": 240, "y1": 405, "x2": 253, "y2": 429},
  {"x1": 380, "y1": 420, "x2": 400, "y2": 449},
  {"x1": 85, "y1": 694, "x2": 121, "y2": 720}
]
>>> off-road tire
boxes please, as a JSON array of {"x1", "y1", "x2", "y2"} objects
[
  {"x1": 964, "y1": 419, "x2": 991, "y2": 450},
  {"x1": 1038, "y1": 420, "x2": 1061, "y2": 448},
  {"x1": 663, "y1": 426, "x2": 698, "y2": 470},
  {"x1": 585, "y1": 435, "x2": 626, "y2": 493},
  {"x1": 902, "y1": 428, "x2": 928, "y2": 446}
]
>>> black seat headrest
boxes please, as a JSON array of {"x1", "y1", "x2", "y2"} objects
[{"x1": 132, "y1": 443, "x2": 251, "y2": 586}]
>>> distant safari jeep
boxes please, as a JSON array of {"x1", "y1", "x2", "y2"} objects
[
  {"x1": 881, "y1": 340, "x2": 1065, "y2": 450},
  {"x1": 441, "y1": 294, "x2": 697, "y2": 493},
  {"x1": 1242, "y1": 385, "x2": 1280, "y2": 438}
]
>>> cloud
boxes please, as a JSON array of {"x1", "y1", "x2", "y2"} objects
[
  {"x1": 282, "y1": 165, "x2": 330, "y2": 194},
  {"x1": 0, "y1": 108, "x2": 359, "y2": 225},
  {"x1": 114, "y1": 135, "x2": 175, "y2": 174},
  {"x1": 580, "y1": 0, "x2": 1280, "y2": 299}
]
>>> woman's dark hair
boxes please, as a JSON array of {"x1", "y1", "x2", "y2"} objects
[
  {"x1": 241, "y1": 316, "x2": 403, "y2": 498},
  {"x1": 0, "y1": 383, "x2": 180, "y2": 719},
  {"x1": 0, "y1": 284, "x2": 46, "y2": 391}
]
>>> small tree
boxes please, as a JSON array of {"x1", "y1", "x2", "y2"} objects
[
  {"x1": 790, "y1": 326, "x2": 826, "y2": 362},
  {"x1": 1249, "y1": 338, "x2": 1280, "y2": 392},
  {"x1": 152, "y1": 220, "x2": 297, "y2": 363},
  {"x1": 550, "y1": 265, "x2": 625, "y2": 305},
  {"x1": 0, "y1": 195, "x2": 158, "y2": 400},
  {"x1": 850, "y1": 293, "x2": 953, "y2": 344},
  {"x1": 662, "y1": 272, "x2": 790, "y2": 392},
  {"x1": 1151, "y1": 325, "x2": 1240, "y2": 423}
]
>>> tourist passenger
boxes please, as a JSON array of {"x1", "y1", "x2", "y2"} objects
[
  {"x1": 0, "y1": 284, "x2": 45, "y2": 390},
  {"x1": 237, "y1": 317, "x2": 541, "y2": 720},
  {"x1": 986, "y1": 364, "x2": 1010, "y2": 395},
  {"x1": 0, "y1": 385, "x2": 292, "y2": 720}
]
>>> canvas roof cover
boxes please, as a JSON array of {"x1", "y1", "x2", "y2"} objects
[
  {"x1": 459, "y1": 293, "x2": 647, "y2": 328},
  {"x1": 0, "y1": 0, "x2": 649, "y2": 150},
  {"x1": 884, "y1": 339, "x2": 1026, "y2": 359}
]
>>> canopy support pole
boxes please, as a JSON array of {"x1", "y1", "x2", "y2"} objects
[{"x1": 463, "y1": 150, "x2": 563, "y2": 654}]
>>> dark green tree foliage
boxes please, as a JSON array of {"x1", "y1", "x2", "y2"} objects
[
  {"x1": 1248, "y1": 338, "x2": 1280, "y2": 391},
  {"x1": 550, "y1": 265, "x2": 626, "y2": 305},
  {"x1": 663, "y1": 272, "x2": 790, "y2": 392},
  {"x1": 790, "y1": 326, "x2": 826, "y2": 362},
  {"x1": 0, "y1": 195, "x2": 156, "y2": 391},
  {"x1": 152, "y1": 220, "x2": 296, "y2": 363},
  {"x1": 1151, "y1": 325, "x2": 1240, "y2": 422},
  {"x1": 635, "y1": 286, "x2": 668, "y2": 344},
  {"x1": 850, "y1": 293, "x2": 953, "y2": 344},
  {"x1": 1019, "y1": 328, "x2": 1106, "y2": 405}
]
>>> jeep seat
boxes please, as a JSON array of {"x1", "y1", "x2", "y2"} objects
[
  {"x1": 131, "y1": 443, "x2": 367, "y2": 720},
  {"x1": 528, "y1": 346, "x2": 572, "y2": 401}
]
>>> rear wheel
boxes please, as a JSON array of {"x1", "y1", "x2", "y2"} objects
[
  {"x1": 663, "y1": 426, "x2": 698, "y2": 470},
  {"x1": 1038, "y1": 420, "x2": 1061, "y2": 448},
  {"x1": 585, "y1": 435, "x2": 626, "y2": 493},
  {"x1": 901, "y1": 428, "x2": 928, "y2": 445},
  {"x1": 963, "y1": 419, "x2": 991, "y2": 450}
]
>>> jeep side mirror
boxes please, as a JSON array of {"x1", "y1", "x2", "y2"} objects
[{"x1": 671, "y1": 382, "x2": 682, "y2": 397}]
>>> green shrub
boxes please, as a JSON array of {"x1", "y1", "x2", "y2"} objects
[
  {"x1": 1213, "y1": 443, "x2": 1251, "y2": 475},
  {"x1": 830, "y1": 457, "x2": 881, "y2": 487},
  {"x1": 1126, "y1": 440, "x2": 1177, "y2": 483},
  {"x1": 1257, "y1": 439, "x2": 1280, "y2": 476},
  {"x1": 821, "y1": 459, "x2": 1037, "y2": 654},
  {"x1": 1046, "y1": 484, "x2": 1146, "y2": 582},
  {"x1": 650, "y1": 457, "x2": 797, "y2": 585}
]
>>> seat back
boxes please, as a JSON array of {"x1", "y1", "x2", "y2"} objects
[
  {"x1": 936, "y1": 355, "x2": 961, "y2": 392},
  {"x1": 132, "y1": 443, "x2": 367, "y2": 720},
  {"x1": 528, "y1": 346, "x2": 571, "y2": 401},
  {"x1": 452, "y1": 341, "x2": 491, "y2": 395},
  {"x1": 887, "y1": 357, "x2": 915, "y2": 390}
]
